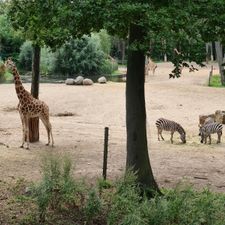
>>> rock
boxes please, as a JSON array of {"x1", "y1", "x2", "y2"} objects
[
  {"x1": 74, "y1": 76, "x2": 84, "y2": 85},
  {"x1": 83, "y1": 78, "x2": 93, "y2": 85},
  {"x1": 98, "y1": 76, "x2": 107, "y2": 84},
  {"x1": 65, "y1": 78, "x2": 75, "y2": 85}
]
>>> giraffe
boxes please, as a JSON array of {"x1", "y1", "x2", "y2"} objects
[
  {"x1": 145, "y1": 57, "x2": 157, "y2": 76},
  {"x1": 4, "y1": 58, "x2": 54, "y2": 149}
]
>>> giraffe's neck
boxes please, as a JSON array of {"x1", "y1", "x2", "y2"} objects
[{"x1": 12, "y1": 67, "x2": 26, "y2": 101}]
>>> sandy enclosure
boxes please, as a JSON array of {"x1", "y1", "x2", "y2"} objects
[{"x1": 0, "y1": 62, "x2": 225, "y2": 192}]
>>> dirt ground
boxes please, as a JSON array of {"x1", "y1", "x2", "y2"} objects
[{"x1": 0, "y1": 62, "x2": 225, "y2": 192}]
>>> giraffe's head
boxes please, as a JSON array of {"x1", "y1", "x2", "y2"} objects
[{"x1": 4, "y1": 58, "x2": 16, "y2": 73}]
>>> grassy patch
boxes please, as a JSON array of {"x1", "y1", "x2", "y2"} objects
[
  {"x1": 2, "y1": 154, "x2": 225, "y2": 225},
  {"x1": 209, "y1": 75, "x2": 225, "y2": 87}
]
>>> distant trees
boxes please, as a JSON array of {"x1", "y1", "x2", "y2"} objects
[
  {"x1": 17, "y1": 33, "x2": 117, "y2": 77},
  {"x1": 0, "y1": 14, "x2": 23, "y2": 60}
]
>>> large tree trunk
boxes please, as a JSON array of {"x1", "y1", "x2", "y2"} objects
[
  {"x1": 126, "y1": 23, "x2": 160, "y2": 195},
  {"x1": 29, "y1": 44, "x2": 41, "y2": 142},
  {"x1": 215, "y1": 41, "x2": 225, "y2": 85}
]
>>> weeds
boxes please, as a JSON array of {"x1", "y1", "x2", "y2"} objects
[
  {"x1": 2, "y1": 154, "x2": 225, "y2": 225},
  {"x1": 209, "y1": 75, "x2": 225, "y2": 87}
]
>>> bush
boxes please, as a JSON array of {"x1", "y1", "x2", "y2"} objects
[
  {"x1": 40, "y1": 47, "x2": 56, "y2": 76},
  {"x1": 83, "y1": 188, "x2": 102, "y2": 222},
  {"x1": 100, "y1": 59, "x2": 118, "y2": 75},
  {"x1": 18, "y1": 41, "x2": 33, "y2": 71},
  {"x1": 53, "y1": 34, "x2": 117, "y2": 77},
  {"x1": 209, "y1": 75, "x2": 225, "y2": 87},
  {"x1": 3, "y1": 163, "x2": 225, "y2": 225},
  {"x1": 53, "y1": 35, "x2": 105, "y2": 77},
  {"x1": 0, "y1": 60, "x2": 6, "y2": 82},
  {"x1": 33, "y1": 153, "x2": 84, "y2": 222}
]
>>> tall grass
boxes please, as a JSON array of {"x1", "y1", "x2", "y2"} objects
[
  {"x1": 15, "y1": 153, "x2": 225, "y2": 225},
  {"x1": 209, "y1": 75, "x2": 225, "y2": 87}
]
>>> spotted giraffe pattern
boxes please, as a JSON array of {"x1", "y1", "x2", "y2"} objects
[{"x1": 4, "y1": 58, "x2": 54, "y2": 149}]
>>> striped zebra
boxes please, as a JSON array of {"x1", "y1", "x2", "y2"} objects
[
  {"x1": 156, "y1": 118, "x2": 186, "y2": 144},
  {"x1": 199, "y1": 122, "x2": 223, "y2": 144}
]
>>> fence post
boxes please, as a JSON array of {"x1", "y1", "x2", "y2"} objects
[{"x1": 103, "y1": 127, "x2": 109, "y2": 180}]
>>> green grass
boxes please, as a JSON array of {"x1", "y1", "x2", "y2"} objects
[
  {"x1": 209, "y1": 75, "x2": 225, "y2": 87},
  {"x1": 4, "y1": 71, "x2": 13, "y2": 81},
  {"x1": 2, "y1": 154, "x2": 225, "y2": 225}
]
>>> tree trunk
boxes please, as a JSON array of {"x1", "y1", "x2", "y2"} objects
[
  {"x1": 29, "y1": 44, "x2": 41, "y2": 142},
  {"x1": 126, "y1": 23, "x2": 160, "y2": 195},
  {"x1": 215, "y1": 41, "x2": 225, "y2": 85},
  {"x1": 121, "y1": 40, "x2": 126, "y2": 65}
]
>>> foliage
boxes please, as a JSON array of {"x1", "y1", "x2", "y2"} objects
[
  {"x1": 53, "y1": 35, "x2": 116, "y2": 77},
  {"x1": 209, "y1": 75, "x2": 225, "y2": 87},
  {"x1": 40, "y1": 47, "x2": 56, "y2": 76},
  {"x1": 18, "y1": 41, "x2": 33, "y2": 71},
  {"x1": 83, "y1": 188, "x2": 102, "y2": 222},
  {"x1": 2, "y1": 160, "x2": 225, "y2": 225},
  {"x1": 94, "y1": 29, "x2": 111, "y2": 56},
  {"x1": 7, "y1": 0, "x2": 71, "y2": 48},
  {"x1": 0, "y1": 14, "x2": 23, "y2": 60},
  {"x1": 32, "y1": 153, "x2": 85, "y2": 222},
  {"x1": 0, "y1": 60, "x2": 6, "y2": 82}
]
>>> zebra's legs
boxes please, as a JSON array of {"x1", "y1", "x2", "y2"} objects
[
  {"x1": 208, "y1": 135, "x2": 212, "y2": 144},
  {"x1": 170, "y1": 132, "x2": 174, "y2": 144},
  {"x1": 158, "y1": 128, "x2": 164, "y2": 141},
  {"x1": 217, "y1": 132, "x2": 222, "y2": 144}
]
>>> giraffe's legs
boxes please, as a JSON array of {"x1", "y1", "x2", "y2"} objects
[
  {"x1": 40, "y1": 116, "x2": 54, "y2": 147},
  {"x1": 19, "y1": 109, "x2": 25, "y2": 148},
  {"x1": 24, "y1": 116, "x2": 30, "y2": 149}
]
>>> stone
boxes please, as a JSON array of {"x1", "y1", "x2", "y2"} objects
[
  {"x1": 98, "y1": 76, "x2": 107, "y2": 84},
  {"x1": 83, "y1": 78, "x2": 93, "y2": 85},
  {"x1": 65, "y1": 78, "x2": 75, "y2": 85},
  {"x1": 74, "y1": 75, "x2": 84, "y2": 85}
]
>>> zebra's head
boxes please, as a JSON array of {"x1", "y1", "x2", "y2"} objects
[{"x1": 180, "y1": 132, "x2": 186, "y2": 143}]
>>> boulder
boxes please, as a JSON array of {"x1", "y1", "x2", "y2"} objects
[
  {"x1": 74, "y1": 75, "x2": 84, "y2": 85},
  {"x1": 65, "y1": 78, "x2": 75, "y2": 85},
  {"x1": 83, "y1": 78, "x2": 94, "y2": 85},
  {"x1": 98, "y1": 76, "x2": 107, "y2": 84}
]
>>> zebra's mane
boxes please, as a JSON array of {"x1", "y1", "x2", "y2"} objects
[{"x1": 177, "y1": 123, "x2": 185, "y2": 135}]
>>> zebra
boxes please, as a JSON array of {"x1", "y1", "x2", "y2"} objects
[
  {"x1": 199, "y1": 122, "x2": 223, "y2": 144},
  {"x1": 156, "y1": 118, "x2": 186, "y2": 144}
]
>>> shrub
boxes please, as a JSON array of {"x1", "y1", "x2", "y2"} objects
[
  {"x1": 83, "y1": 188, "x2": 102, "y2": 222},
  {"x1": 18, "y1": 41, "x2": 33, "y2": 71},
  {"x1": 33, "y1": 153, "x2": 84, "y2": 222},
  {"x1": 209, "y1": 75, "x2": 225, "y2": 87},
  {"x1": 53, "y1": 34, "x2": 117, "y2": 77},
  {"x1": 0, "y1": 60, "x2": 6, "y2": 82},
  {"x1": 40, "y1": 47, "x2": 56, "y2": 76},
  {"x1": 53, "y1": 35, "x2": 105, "y2": 77}
]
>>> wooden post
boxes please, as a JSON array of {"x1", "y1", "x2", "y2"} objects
[{"x1": 103, "y1": 127, "x2": 109, "y2": 180}]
